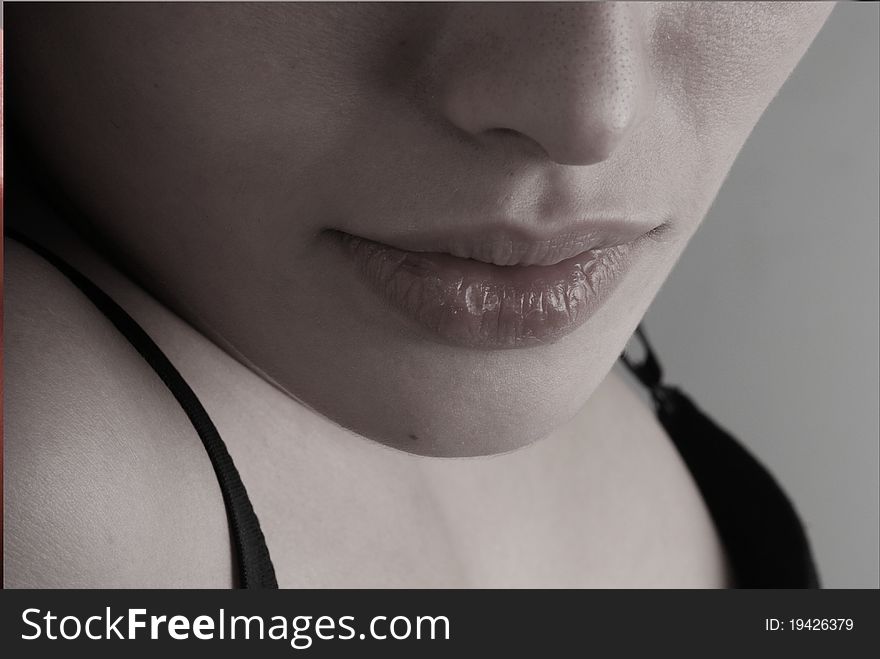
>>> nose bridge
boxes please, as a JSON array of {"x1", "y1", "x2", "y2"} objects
[{"x1": 437, "y1": 2, "x2": 654, "y2": 166}]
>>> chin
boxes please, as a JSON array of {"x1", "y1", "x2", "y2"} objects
[
  {"x1": 327, "y1": 354, "x2": 606, "y2": 459},
  {"x1": 359, "y1": 409, "x2": 575, "y2": 458}
]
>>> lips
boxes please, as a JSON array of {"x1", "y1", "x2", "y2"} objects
[
  {"x1": 366, "y1": 223, "x2": 653, "y2": 267},
  {"x1": 333, "y1": 222, "x2": 658, "y2": 349}
]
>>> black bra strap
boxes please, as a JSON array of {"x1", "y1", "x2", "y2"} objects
[
  {"x1": 7, "y1": 229, "x2": 279, "y2": 589},
  {"x1": 620, "y1": 324, "x2": 681, "y2": 416},
  {"x1": 620, "y1": 325, "x2": 820, "y2": 588}
]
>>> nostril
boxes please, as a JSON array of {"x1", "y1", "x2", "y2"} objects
[{"x1": 482, "y1": 126, "x2": 554, "y2": 161}]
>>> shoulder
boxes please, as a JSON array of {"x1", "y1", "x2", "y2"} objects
[{"x1": 4, "y1": 239, "x2": 233, "y2": 587}]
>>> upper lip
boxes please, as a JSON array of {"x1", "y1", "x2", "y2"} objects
[{"x1": 343, "y1": 220, "x2": 658, "y2": 267}]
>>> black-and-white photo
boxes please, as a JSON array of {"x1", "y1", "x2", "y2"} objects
[{"x1": 2, "y1": 0, "x2": 877, "y2": 597}]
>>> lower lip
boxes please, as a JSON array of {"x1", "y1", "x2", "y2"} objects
[{"x1": 334, "y1": 231, "x2": 646, "y2": 349}]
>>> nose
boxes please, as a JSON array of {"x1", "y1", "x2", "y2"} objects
[{"x1": 435, "y1": 2, "x2": 655, "y2": 166}]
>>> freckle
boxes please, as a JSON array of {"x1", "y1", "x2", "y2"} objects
[{"x1": 408, "y1": 433, "x2": 419, "y2": 441}]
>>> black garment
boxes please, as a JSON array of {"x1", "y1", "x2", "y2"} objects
[
  {"x1": 7, "y1": 231, "x2": 820, "y2": 589},
  {"x1": 621, "y1": 328, "x2": 820, "y2": 588}
]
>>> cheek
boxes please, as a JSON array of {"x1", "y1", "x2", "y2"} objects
[
  {"x1": 635, "y1": 2, "x2": 833, "y2": 241},
  {"x1": 651, "y1": 2, "x2": 832, "y2": 140},
  {"x1": 8, "y1": 4, "x2": 419, "y2": 286}
]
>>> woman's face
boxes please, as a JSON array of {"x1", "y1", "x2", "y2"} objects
[{"x1": 7, "y1": 2, "x2": 833, "y2": 456}]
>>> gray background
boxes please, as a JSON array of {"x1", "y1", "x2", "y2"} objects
[{"x1": 638, "y1": 2, "x2": 879, "y2": 588}]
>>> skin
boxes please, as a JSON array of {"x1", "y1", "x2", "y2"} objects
[{"x1": 2, "y1": 3, "x2": 834, "y2": 587}]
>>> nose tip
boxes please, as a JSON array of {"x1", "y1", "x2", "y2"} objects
[
  {"x1": 437, "y1": 2, "x2": 654, "y2": 167},
  {"x1": 519, "y1": 80, "x2": 652, "y2": 166}
]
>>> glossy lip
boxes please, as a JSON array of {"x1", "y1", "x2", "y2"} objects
[{"x1": 332, "y1": 223, "x2": 661, "y2": 349}]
